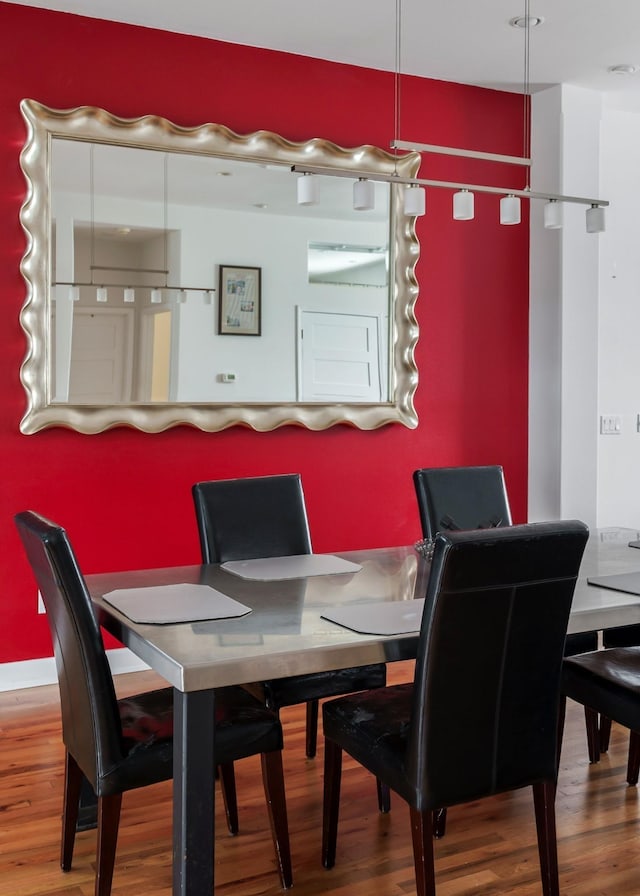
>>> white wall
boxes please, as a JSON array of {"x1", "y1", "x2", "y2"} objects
[
  {"x1": 530, "y1": 86, "x2": 640, "y2": 529},
  {"x1": 595, "y1": 106, "x2": 640, "y2": 527}
]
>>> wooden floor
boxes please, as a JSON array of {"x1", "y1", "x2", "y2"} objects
[{"x1": 1, "y1": 660, "x2": 639, "y2": 896}]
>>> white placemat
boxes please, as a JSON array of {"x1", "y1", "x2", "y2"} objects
[
  {"x1": 221, "y1": 554, "x2": 362, "y2": 581},
  {"x1": 322, "y1": 598, "x2": 425, "y2": 635},
  {"x1": 103, "y1": 583, "x2": 252, "y2": 624}
]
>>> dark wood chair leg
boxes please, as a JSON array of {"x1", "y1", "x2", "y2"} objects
[
  {"x1": 556, "y1": 696, "x2": 567, "y2": 770},
  {"x1": 532, "y1": 779, "x2": 560, "y2": 896},
  {"x1": 61, "y1": 751, "x2": 83, "y2": 871},
  {"x1": 218, "y1": 762, "x2": 239, "y2": 835},
  {"x1": 376, "y1": 778, "x2": 391, "y2": 813},
  {"x1": 95, "y1": 793, "x2": 122, "y2": 896},
  {"x1": 600, "y1": 715, "x2": 613, "y2": 753},
  {"x1": 433, "y1": 807, "x2": 447, "y2": 839},
  {"x1": 627, "y1": 731, "x2": 640, "y2": 786},
  {"x1": 322, "y1": 739, "x2": 342, "y2": 869},
  {"x1": 409, "y1": 806, "x2": 436, "y2": 896},
  {"x1": 260, "y1": 751, "x2": 293, "y2": 889},
  {"x1": 584, "y1": 706, "x2": 600, "y2": 763},
  {"x1": 306, "y1": 699, "x2": 319, "y2": 758}
]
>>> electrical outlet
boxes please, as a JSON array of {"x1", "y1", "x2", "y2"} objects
[
  {"x1": 600, "y1": 415, "x2": 622, "y2": 435},
  {"x1": 37, "y1": 590, "x2": 45, "y2": 614},
  {"x1": 600, "y1": 529, "x2": 623, "y2": 543}
]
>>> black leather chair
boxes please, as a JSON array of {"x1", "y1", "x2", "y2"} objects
[
  {"x1": 321, "y1": 521, "x2": 589, "y2": 896},
  {"x1": 561, "y1": 646, "x2": 640, "y2": 785},
  {"x1": 412, "y1": 465, "x2": 597, "y2": 658},
  {"x1": 192, "y1": 474, "x2": 389, "y2": 810},
  {"x1": 599, "y1": 625, "x2": 640, "y2": 755},
  {"x1": 192, "y1": 474, "x2": 387, "y2": 755},
  {"x1": 14, "y1": 510, "x2": 292, "y2": 896}
]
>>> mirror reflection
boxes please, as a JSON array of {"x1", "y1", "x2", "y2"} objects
[
  {"x1": 51, "y1": 142, "x2": 391, "y2": 405},
  {"x1": 19, "y1": 101, "x2": 419, "y2": 433}
]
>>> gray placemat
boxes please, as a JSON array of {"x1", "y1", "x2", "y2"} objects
[
  {"x1": 322, "y1": 598, "x2": 425, "y2": 635},
  {"x1": 103, "y1": 583, "x2": 252, "y2": 624},
  {"x1": 587, "y1": 572, "x2": 640, "y2": 597},
  {"x1": 221, "y1": 554, "x2": 362, "y2": 581}
]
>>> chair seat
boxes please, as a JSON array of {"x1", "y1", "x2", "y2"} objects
[
  {"x1": 104, "y1": 685, "x2": 283, "y2": 796},
  {"x1": 562, "y1": 647, "x2": 640, "y2": 732},
  {"x1": 323, "y1": 683, "x2": 414, "y2": 802},
  {"x1": 244, "y1": 663, "x2": 387, "y2": 710}
]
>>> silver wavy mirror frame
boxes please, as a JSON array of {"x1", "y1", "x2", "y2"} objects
[{"x1": 18, "y1": 99, "x2": 419, "y2": 434}]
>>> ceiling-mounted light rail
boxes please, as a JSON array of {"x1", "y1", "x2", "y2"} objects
[
  {"x1": 53, "y1": 280, "x2": 216, "y2": 292},
  {"x1": 291, "y1": 164, "x2": 609, "y2": 209},
  {"x1": 391, "y1": 139, "x2": 531, "y2": 167}
]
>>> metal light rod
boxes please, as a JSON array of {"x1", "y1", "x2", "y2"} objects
[
  {"x1": 391, "y1": 139, "x2": 531, "y2": 167},
  {"x1": 54, "y1": 281, "x2": 215, "y2": 292},
  {"x1": 291, "y1": 164, "x2": 609, "y2": 208},
  {"x1": 89, "y1": 265, "x2": 170, "y2": 275}
]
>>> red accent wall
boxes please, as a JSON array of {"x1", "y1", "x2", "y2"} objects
[{"x1": 0, "y1": 3, "x2": 529, "y2": 663}]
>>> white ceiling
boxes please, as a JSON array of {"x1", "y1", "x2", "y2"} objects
[{"x1": 9, "y1": 0, "x2": 640, "y2": 109}]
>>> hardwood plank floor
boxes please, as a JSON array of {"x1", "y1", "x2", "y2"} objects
[{"x1": 1, "y1": 661, "x2": 638, "y2": 895}]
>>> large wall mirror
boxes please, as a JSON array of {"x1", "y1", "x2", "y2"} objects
[{"x1": 18, "y1": 100, "x2": 420, "y2": 433}]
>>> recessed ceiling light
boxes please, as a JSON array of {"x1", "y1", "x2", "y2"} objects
[
  {"x1": 217, "y1": 171, "x2": 232, "y2": 177},
  {"x1": 608, "y1": 64, "x2": 639, "y2": 75},
  {"x1": 509, "y1": 15, "x2": 544, "y2": 28},
  {"x1": 253, "y1": 203, "x2": 268, "y2": 209}
]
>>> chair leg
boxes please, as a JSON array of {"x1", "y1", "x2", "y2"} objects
[
  {"x1": 376, "y1": 778, "x2": 391, "y2": 813},
  {"x1": 306, "y1": 699, "x2": 319, "y2": 758},
  {"x1": 584, "y1": 706, "x2": 600, "y2": 763},
  {"x1": 61, "y1": 751, "x2": 83, "y2": 871},
  {"x1": 218, "y1": 762, "x2": 239, "y2": 834},
  {"x1": 556, "y1": 696, "x2": 567, "y2": 770},
  {"x1": 260, "y1": 751, "x2": 293, "y2": 889},
  {"x1": 409, "y1": 806, "x2": 436, "y2": 896},
  {"x1": 600, "y1": 715, "x2": 613, "y2": 753},
  {"x1": 433, "y1": 807, "x2": 447, "y2": 839},
  {"x1": 322, "y1": 739, "x2": 342, "y2": 869},
  {"x1": 95, "y1": 793, "x2": 122, "y2": 896},
  {"x1": 627, "y1": 731, "x2": 640, "y2": 786},
  {"x1": 532, "y1": 779, "x2": 560, "y2": 896}
]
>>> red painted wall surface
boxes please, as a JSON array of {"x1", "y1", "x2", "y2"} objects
[{"x1": 0, "y1": 3, "x2": 529, "y2": 664}]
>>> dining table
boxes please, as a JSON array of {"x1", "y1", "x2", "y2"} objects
[{"x1": 87, "y1": 526, "x2": 640, "y2": 896}]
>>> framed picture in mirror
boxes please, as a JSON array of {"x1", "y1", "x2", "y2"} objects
[{"x1": 218, "y1": 265, "x2": 262, "y2": 336}]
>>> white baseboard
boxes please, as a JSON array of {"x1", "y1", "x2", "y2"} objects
[{"x1": 0, "y1": 648, "x2": 150, "y2": 692}]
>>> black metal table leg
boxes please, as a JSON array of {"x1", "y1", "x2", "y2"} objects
[{"x1": 172, "y1": 688, "x2": 216, "y2": 896}]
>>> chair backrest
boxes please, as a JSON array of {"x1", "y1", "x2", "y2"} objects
[
  {"x1": 192, "y1": 474, "x2": 312, "y2": 563},
  {"x1": 408, "y1": 520, "x2": 589, "y2": 811},
  {"x1": 14, "y1": 511, "x2": 125, "y2": 790},
  {"x1": 413, "y1": 465, "x2": 512, "y2": 539}
]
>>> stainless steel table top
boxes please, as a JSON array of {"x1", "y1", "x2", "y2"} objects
[{"x1": 87, "y1": 528, "x2": 640, "y2": 693}]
